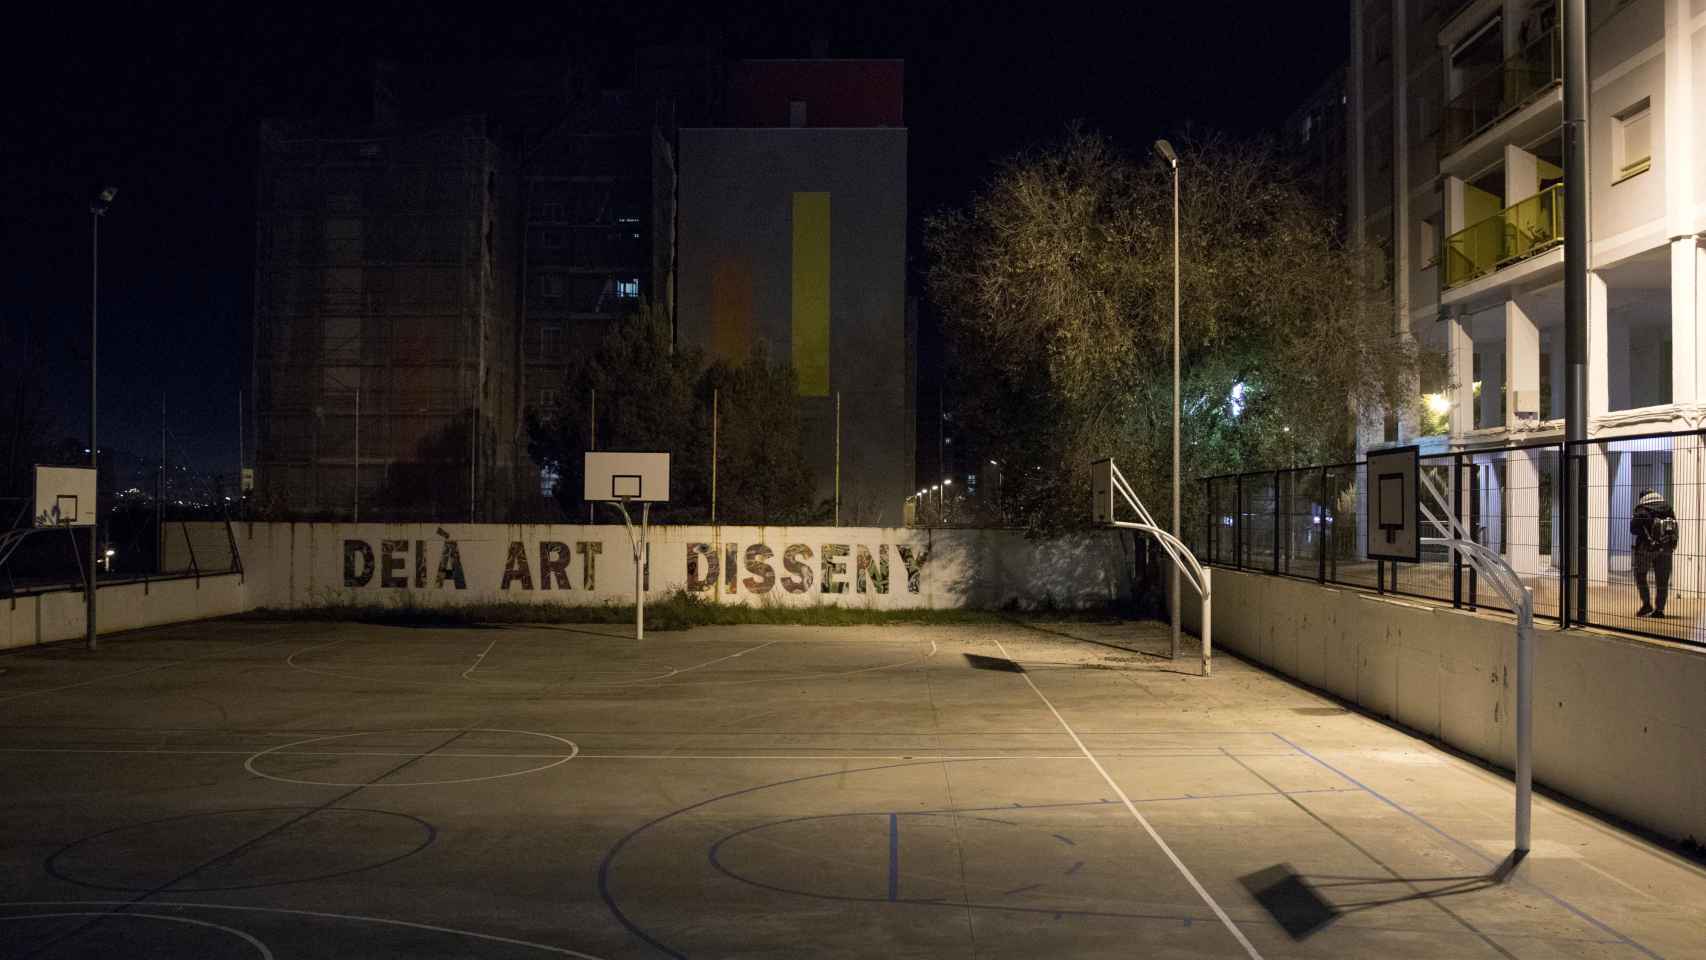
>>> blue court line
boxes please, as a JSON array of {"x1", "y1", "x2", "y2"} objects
[
  {"x1": 1273, "y1": 733, "x2": 1665, "y2": 960},
  {"x1": 887, "y1": 814, "x2": 899, "y2": 902},
  {"x1": 598, "y1": 758, "x2": 949, "y2": 959}
]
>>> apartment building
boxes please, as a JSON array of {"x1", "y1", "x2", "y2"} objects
[
  {"x1": 1350, "y1": 0, "x2": 1705, "y2": 597},
  {"x1": 676, "y1": 61, "x2": 913, "y2": 524}
]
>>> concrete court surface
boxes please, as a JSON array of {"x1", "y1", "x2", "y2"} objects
[{"x1": 0, "y1": 618, "x2": 1702, "y2": 959}]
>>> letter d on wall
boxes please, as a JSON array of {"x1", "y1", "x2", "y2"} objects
[{"x1": 344, "y1": 540, "x2": 375, "y2": 587}]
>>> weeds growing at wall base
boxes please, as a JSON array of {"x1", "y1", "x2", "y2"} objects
[{"x1": 240, "y1": 591, "x2": 1129, "y2": 630}]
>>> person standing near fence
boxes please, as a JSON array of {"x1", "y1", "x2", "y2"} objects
[{"x1": 1630, "y1": 488, "x2": 1678, "y2": 618}]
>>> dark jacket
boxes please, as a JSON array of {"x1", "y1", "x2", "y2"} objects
[{"x1": 1631, "y1": 495, "x2": 1676, "y2": 554}]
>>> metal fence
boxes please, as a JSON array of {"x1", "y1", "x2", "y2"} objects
[
  {"x1": 1195, "y1": 429, "x2": 1706, "y2": 649},
  {"x1": 1, "y1": 503, "x2": 242, "y2": 600}
]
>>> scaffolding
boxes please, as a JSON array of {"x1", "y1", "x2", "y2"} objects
[{"x1": 252, "y1": 116, "x2": 518, "y2": 521}]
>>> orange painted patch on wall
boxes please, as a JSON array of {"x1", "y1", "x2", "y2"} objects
[{"x1": 709, "y1": 257, "x2": 754, "y2": 363}]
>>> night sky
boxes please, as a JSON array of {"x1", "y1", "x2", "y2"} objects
[{"x1": 3, "y1": 1, "x2": 1346, "y2": 473}]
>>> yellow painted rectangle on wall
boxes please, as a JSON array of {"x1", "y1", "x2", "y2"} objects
[{"x1": 791, "y1": 191, "x2": 830, "y2": 396}]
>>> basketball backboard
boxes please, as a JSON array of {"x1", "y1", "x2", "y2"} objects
[
  {"x1": 33, "y1": 466, "x2": 97, "y2": 527},
  {"x1": 1365, "y1": 446, "x2": 1419, "y2": 562},
  {"x1": 1091, "y1": 458, "x2": 1115, "y2": 525},
  {"x1": 584, "y1": 452, "x2": 670, "y2": 502}
]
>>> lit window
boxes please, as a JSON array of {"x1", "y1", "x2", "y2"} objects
[
  {"x1": 1614, "y1": 98, "x2": 1651, "y2": 180},
  {"x1": 616, "y1": 279, "x2": 640, "y2": 299},
  {"x1": 540, "y1": 462, "x2": 560, "y2": 497}
]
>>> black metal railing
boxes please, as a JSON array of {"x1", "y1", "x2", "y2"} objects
[
  {"x1": 1194, "y1": 429, "x2": 1706, "y2": 648},
  {"x1": 1441, "y1": 25, "x2": 1562, "y2": 157}
]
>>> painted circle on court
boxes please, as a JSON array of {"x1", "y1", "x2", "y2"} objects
[
  {"x1": 46, "y1": 807, "x2": 435, "y2": 893},
  {"x1": 244, "y1": 728, "x2": 580, "y2": 787},
  {"x1": 0, "y1": 911, "x2": 273, "y2": 958}
]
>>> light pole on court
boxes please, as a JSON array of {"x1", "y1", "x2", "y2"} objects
[
  {"x1": 1153, "y1": 139, "x2": 1181, "y2": 661},
  {"x1": 88, "y1": 186, "x2": 115, "y2": 651}
]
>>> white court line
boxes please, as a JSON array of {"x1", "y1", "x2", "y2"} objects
[
  {"x1": 989, "y1": 635, "x2": 1265, "y2": 960},
  {"x1": 461, "y1": 638, "x2": 500, "y2": 680},
  {"x1": 0, "y1": 746, "x2": 1302, "y2": 760},
  {"x1": 0, "y1": 911, "x2": 274, "y2": 959},
  {"x1": 0, "y1": 901, "x2": 608, "y2": 959}
]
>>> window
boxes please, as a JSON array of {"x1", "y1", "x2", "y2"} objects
[
  {"x1": 1420, "y1": 218, "x2": 1438, "y2": 269},
  {"x1": 543, "y1": 230, "x2": 563, "y2": 250},
  {"x1": 789, "y1": 99, "x2": 807, "y2": 127},
  {"x1": 539, "y1": 462, "x2": 560, "y2": 497},
  {"x1": 541, "y1": 201, "x2": 564, "y2": 221},
  {"x1": 1614, "y1": 98, "x2": 1652, "y2": 180},
  {"x1": 539, "y1": 388, "x2": 558, "y2": 408},
  {"x1": 540, "y1": 274, "x2": 564, "y2": 300},
  {"x1": 616, "y1": 279, "x2": 640, "y2": 299},
  {"x1": 541, "y1": 325, "x2": 563, "y2": 360}
]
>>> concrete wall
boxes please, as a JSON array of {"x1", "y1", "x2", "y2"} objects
[
  {"x1": 0, "y1": 574, "x2": 247, "y2": 652},
  {"x1": 1184, "y1": 568, "x2": 1706, "y2": 846},
  {"x1": 232, "y1": 522, "x2": 1135, "y2": 611}
]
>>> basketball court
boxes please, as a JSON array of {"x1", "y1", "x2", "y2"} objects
[{"x1": 1, "y1": 616, "x2": 1701, "y2": 959}]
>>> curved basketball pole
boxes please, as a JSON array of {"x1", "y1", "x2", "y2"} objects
[
  {"x1": 604, "y1": 499, "x2": 651, "y2": 641},
  {"x1": 1417, "y1": 467, "x2": 1534, "y2": 859},
  {"x1": 1105, "y1": 461, "x2": 1213, "y2": 677}
]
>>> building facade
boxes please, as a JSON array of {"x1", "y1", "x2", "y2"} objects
[
  {"x1": 675, "y1": 61, "x2": 913, "y2": 524},
  {"x1": 251, "y1": 116, "x2": 519, "y2": 521},
  {"x1": 1350, "y1": 0, "x2": 1705, "y2": 600}
]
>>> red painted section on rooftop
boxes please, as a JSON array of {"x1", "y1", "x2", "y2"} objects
[{"x1": 726, "y1": 60, "x2": 904, "y2": 127}]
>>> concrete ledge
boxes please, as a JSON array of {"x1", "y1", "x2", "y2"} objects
[
  {"x1": 0, "y1": 573, "x2": 247, "y2": 651},
  {"x1": 1184, "y1": 567, "x2": 1706, "y2": 846}
]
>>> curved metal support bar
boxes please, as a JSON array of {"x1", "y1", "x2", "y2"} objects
[
  {"x1": 1109, "y1": 466, "x2": 1199, "y2": 591},
  {"x1": 1110, "y1": 521, "x2": 1208, "y2": 598}
]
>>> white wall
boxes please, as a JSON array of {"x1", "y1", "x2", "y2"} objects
[
  {"x1": 1184, "y1": 568, "x2": 1706, "y2": 846},
  {"x1": 230, "y1": 522, "x2": 1137, "y2": 611},
  {"x1": 0, "y1": 574, "x2": 247, "y2": 652}
]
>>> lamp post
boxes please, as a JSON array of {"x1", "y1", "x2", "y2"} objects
[
  {"x1": 1153, "y1": 140, "x2": 1180, "y2": 661},
  {"x1": 88, "y1": 186, "x2": 115, "y2": 651}
]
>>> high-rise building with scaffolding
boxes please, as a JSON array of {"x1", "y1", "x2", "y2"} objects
[{"x1": 251, "y1": 115, "x2": 519, "y2": 521}]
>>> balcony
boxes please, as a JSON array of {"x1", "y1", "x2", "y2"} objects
[
  {"x1": 1441, "y1": 27, "x2": 1561, "y2": 159},
  {"x1": 1443, "y1": 183, "x2": 1564, "y2": 289}
]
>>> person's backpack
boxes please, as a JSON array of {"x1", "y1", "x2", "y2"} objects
[{"x1": 1653, "y1": 514, "x2": 1680, "y2": 552}]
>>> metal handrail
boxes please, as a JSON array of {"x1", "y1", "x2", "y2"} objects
[
  {"x1": 1444, "y1": 183, "x2": 1565, "y2": 288},
  {"x1": 1441, "y1": 25, "x2": 1562, "y2": 157}
]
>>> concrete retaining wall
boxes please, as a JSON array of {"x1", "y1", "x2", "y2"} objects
[
  {"x1": 231, "y1": 522, "x2": 1137, "y2": 611},
  {"x1": 0, "y1": 574, "x2": 247, "y2": 651},
  {"x1": 1184, "y1": 568, "x2": 1706, "y2": 846}
]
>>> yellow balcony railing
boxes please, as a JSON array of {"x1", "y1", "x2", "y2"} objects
[{"x1": 1443, "y1": 183, "x2": 1564, "y2": 290}]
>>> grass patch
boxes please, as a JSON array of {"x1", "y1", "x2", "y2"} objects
[{"x1": 240, "y1": 590, "x2": 1130, "y2": 631}]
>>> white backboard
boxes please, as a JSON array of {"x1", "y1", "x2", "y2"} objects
[
  {"x1": 584, "y1": 451, "x2": 670, "y2": 502},
  {"x1": 34, "y1": 465, "x2": 97, "y2": 527},
  {"x1": 1366, "y1": 445, "x2": 1419, "y2": 562},
  {"x1": 1091, "y1": 459, "x2": 1115, "y2": 525}
]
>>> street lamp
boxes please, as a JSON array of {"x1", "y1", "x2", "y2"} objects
[
  {"x1": 88, "y1": 186, "x2": 115, "y2": 651},
  {"x1": 1153, "y1": 139, "x2": 1180, "y2": 661}
]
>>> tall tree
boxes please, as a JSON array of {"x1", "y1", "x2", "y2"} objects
[
  {"x1": 928, "y1": 130, "x2": 1431, "y2": 536},
  {"x1": 526, "y1": 302, "x2": 818, "y2": 524}
]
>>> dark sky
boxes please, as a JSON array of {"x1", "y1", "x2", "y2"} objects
[{"x1": 3, "y1": 1, "x2": 1346, "y2": 473}]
